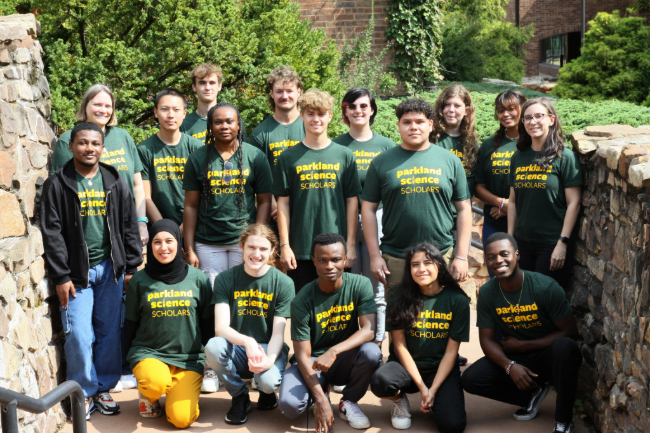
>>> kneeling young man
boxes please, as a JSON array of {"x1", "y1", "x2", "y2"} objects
[
  {"x1": 279, "y1": 233, "x2": 382, "y2": 431},
  {"x1": 205, "y1": 224, "x2": 295, "y2": 425},
  {"x1": 461, "y1": 233, "x2": 582, "y2": 433}
]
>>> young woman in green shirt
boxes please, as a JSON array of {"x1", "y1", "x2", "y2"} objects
[{"x1": 370, "y1": 242, "x2": 469, "y2": 432}]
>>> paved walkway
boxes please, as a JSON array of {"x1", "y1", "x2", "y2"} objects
[{"x1": 61, "y1": 311, "x2": 588, "y2": 433}]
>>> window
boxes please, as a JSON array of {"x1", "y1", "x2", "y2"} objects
[{"x1": 540, "y1": 34, "x2": 566, "y2": 67}]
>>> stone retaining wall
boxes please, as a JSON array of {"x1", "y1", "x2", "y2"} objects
[
  {"x1": 569, "y1": 125, "x2": 650, "y2": 432},
  {"x1": 0, "y1": 13, "x2": 64, "y2": 433}
]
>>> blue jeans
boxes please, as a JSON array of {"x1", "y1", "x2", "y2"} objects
[
  {"x1": 205, "y1": 337, "x2": 287, "y2": 397},
  {"x1": 60, "y1": 258, "x2": 123, "y2": 397},
  {"x1": 481, "y1": 220, "x2": 502, "y2": 278}
]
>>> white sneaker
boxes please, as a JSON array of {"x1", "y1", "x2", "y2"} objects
[
  {"x1": 251, "y1": 378, "x2": 258, "y2": 390},
  {"x1": 201, "y1": 369, "x2": 220, "y2": 393},
  {"x1": 110, "y1": 380, "x2": 123, "y2": 393},
  {"x1": 391, "y1": 393, "x2": 412, "y2": 429},
  {"x1": 85, "y1": 397, "x2": 96, "y2": 420},
  {"x1": 331, "y1": 385, "x2": 346, "y2": 393},
  {"x1": 339, "y1": 399, "x2": 371, "y2": 429},
  {"x1": 120, "y1": 374, "x2": 138, "y2": 390}
]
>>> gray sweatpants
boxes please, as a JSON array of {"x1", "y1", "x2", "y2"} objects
[{"x1": 279, "y1": 342, "x2": 382, "y2": 419}]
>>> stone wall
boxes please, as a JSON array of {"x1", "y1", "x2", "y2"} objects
[
  {"x1": 568, "y1": 125, "x2": 650, "y2": 432},
  {"x1": 0, "y1": 13, "x2": 64, "y2": 433}
]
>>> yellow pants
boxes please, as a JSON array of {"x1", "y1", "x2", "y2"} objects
[{"x1": 133, "y1": 358, "x2": 203, "y2": 429}]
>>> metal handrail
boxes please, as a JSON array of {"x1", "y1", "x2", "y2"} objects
[{"x1": 0, "y1": 380, "x2": 86, "y2": 433}]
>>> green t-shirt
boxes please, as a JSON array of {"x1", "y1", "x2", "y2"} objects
[
  {"x1": 386, "y1": 287, "x2": 470, "y2": 369},
  {"x1": 183, "y1": 142, "x2": 273, "y2": 245},
  {"x1": 50, "y1": 127, "x2": 142, "y2": 197},
  {"x1": 434, "y1": 133, "x2": 475, "y2": 196},
  {"x1": 476, "y1": 270, "x2": 573, "y2": 341},
  {"x1": 272, "y1": 142, "x2": 361, "y2": 260},
  {"x1": 361, "y1": 145, "x2": 470, "y2": 257},
  {"x1": 76, "y1": 171, "x2": 111, "y2": 267},
  {"x1": 137, "y1": 133, "x2": 203, "y2": 225},
  {"x1": 213, "y1": 264, "x2": 294, "y2": 346},
  {"x1": 290, "y1": 273, "x2": 377, "y2": 357},
  {"x1": 475, "y1": 135, "x2": 518, "y2": 232},
  {"x1": 249, "y1": 116, "x2": 305, "y2": 171},
  {"x1": 507, "y1": 147, "x2": 583, "y2": 244},
  {"x1": 125, "y1": 266, "x2": 213, "y2": 375},
  {"x1": 180, "y1": 111, "x2": 248, "y2": 144}
]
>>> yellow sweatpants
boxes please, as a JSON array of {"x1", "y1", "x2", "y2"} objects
[{"x1": 133, "y1": 358, "x2": 203, "y2": 429}]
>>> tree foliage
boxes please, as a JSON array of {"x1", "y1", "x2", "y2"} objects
[
  {"x1": 554, "y1": 10, "x2": 650, "y2": 106},
  {"x1": 439, "y1": 0, "x2": 533, "y2": 83},
  {"x1": 4, "y1": 0, "x2": 341, "y2": 141}
]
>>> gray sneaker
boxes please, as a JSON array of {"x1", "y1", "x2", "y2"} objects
[{"x1": 513, "y1": 383, "x2": 550, "y2": 421}]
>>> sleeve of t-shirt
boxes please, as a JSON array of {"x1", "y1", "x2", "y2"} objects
[
  {"x1": 212, "y1": 272, "x2": 231, "y2": 305},
  {"x1": 182, "y1": 153, "x2": 202, "y2": 191},
  {"x1": 137, "y1": 146, "x2": 151, "y2": 181},
  {"x1": 360, "y1": 162, "x2": 381, "y2": 203},
  {"x1": 475, "y1": 142, "x2": 490, "y2": 185},
  {"x1": 199, "y1": 272, "x2": 214, "y2": 320},
  {"x1": 559, "y1": 149, "x2": 583, "y2": 188},
  {"x1": 274, "y1": 276, "x2": 295, "y2": 318},
  {"x1": 542, "y1": 280, "x2": 574, "y2": 322},
  {"x1": 451, "y1": 156, "x2": 471, "y2": 201},
  {"x1": 127, "y1": 133, "x2": 144, "y2": 173},
  {"x1": 343, "y1": 152, "x2": 363, "y2": 198},
  {"x1": 249, "y1": 128, "x2": 265, "y2": 154},
  {"x1": 290, "y1": 297, "x2": 312, "y2": 341},
  {"x1": 124, "y1": 276, "x2": 141, "y2": 322},
  {"x1": 508, "y1": 152, "x2": 518, "y2": 187},
  {"x1": 272, "y1": 155, "x2": 291, "y2": 197},
  {"x1": 252, "y1": 150, "x2": 273, "y2": 194},
  {"x1": 476, "y1": 284, "x2": 497, "y2": 329},
  {"x1": 49, "y1": 135, "x2": 72, "y2": 175},
  {"x1": 356, "y1": 277, "x2": 378, "y2": 316},
  {"x1": 450, "y1": 295, "x2": 470, "y2": 343}
]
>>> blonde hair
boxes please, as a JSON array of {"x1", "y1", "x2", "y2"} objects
[
  {"x1": 297, "y1": 89, "x2": 335, "y2": 113},
  {"x1": 432, "y1": 85, "x2": 479, "y2": 169},
  {"x1": 267, "y1": 66, "x2": 304, "y2": 110},
  {"x1": 238, "y1": 223, "x2": 279, "y2": 266},
  {"x1": 191, "y1": 63, "x2": 223, "y2": 85},
  {"x1": 75, "y1": 84, "x2": 118, "y2": 127}
]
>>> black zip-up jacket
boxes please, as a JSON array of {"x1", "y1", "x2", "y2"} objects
[{"x1": 41, "y1": 160, "x2": 143, "y2": 287}]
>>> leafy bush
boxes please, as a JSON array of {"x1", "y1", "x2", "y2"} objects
[
  {"x1": 439, "y1": 0, "x2": 533, "y2": 84},
  {"x1": 554, "y1": 10, "x2": 650, "y2": 106}
]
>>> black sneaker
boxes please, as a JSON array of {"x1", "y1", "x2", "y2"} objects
[
  {"x1": 513, "y1": 383, "x2": 550, "y2": 421},
  {"x1": 225, "y1": 392, "x2": 252, "y2": 425},
  {"x1": 257, "y1": 390, "x2": 278, "y2": 410},
  {"x1": 553, "y1": 420, "x2": 575, "y2": 433},
  {"x1": 457, "y1": 355, "x2": 468, "y2": 366}
]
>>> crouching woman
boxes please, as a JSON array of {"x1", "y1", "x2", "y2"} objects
[{"x1": 124, "y1": 219, "x2": 213, "y2": 428}]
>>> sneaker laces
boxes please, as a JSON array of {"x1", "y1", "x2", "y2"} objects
[
  {"x1": 392, "y1": 396, "x2": 411, "y2": 419},
  {"x1": 97, "y1": 392, "x2": 113, "y2": 402},
  {"x1": 555, "y1": 422, "x2": 567, "y2": 432},
  {"x1": 341, "y1": 400, "x2": 364, "y2": 418}
]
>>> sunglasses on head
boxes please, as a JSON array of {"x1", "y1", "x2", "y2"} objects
[
  {"x1": 347, "y1": 103, "x2": 369, "y2": 110},
  {"x1": 223, "y1": 161, "x2": 233, "y2": 184}
]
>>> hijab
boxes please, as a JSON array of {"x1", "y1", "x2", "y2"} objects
[{"x1": 144, "y1": 219, "x2": 189, "y2": 285}]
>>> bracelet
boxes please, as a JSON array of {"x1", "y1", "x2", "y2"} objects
[
  {"x1": 505, "y1": 360, "x2": 516, "y2": 375},
  {"x1": 184, "y1": 249, "x2": 195, "y2": 255},
  {"x1": 137, "y1": 217, "x2": 149, "y2": 223},
  {"x1": 498, "y1": 198, "x2": 504, "y2": 216},
  {"x1": 280, "y1": 243, "x2": 290, "y2": 249},
  {"x1": 454, "y1": 256, "x2": 468, "y2": 262}
]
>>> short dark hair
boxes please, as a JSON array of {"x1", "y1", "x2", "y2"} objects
[
  {"x1": 155, "y1": 88, "x2": 188, "y2": 109},
  {"x1": 485, "y1": 232, "x2": 518, "y2": 252},
  {"x1": 342, "y1": 87, "x2": 377, "y2": 126},
  {"x1": 395, "y1": 98, "x2": 434, "y2": 121},
  {"x1": 70, "y1": 122, "x2": 105, "y2": 144},
  {"x1": 311, "y1": 232, "x2": 347, "y2": 258}
]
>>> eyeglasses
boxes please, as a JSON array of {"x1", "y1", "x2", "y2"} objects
[
  {"x1": 347, "y1": 103, "x2": 369, "y2": 111},
  {"x1": 522, "y1": 113, "x2": 549, "y2": 124},
  {"x1": 223, "y1": 161, "x2": 233, "y2": 184}
]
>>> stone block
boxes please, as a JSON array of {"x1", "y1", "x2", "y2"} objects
[
  {"x1": 15, "y1": 271, "x2": 28, "y2": 299},
  {"x1": 13, "y1": 47, "x2": 30, "y2": 64},
  {"x1": 586, "y1": 125, "x2": 644, "y2": 138},
  {"x1": 0, "y1": 307, "x2": 8, "y2": 338},
  {"x1": 571, "y1": 130, "x2": 608, "y2": 154},
  {"x1": 587, "y1": 256, "x2": 606, "y2": 281},
  {"x1": 8, "y1": 306, "x2": 32, "y2": 350},
  {"x1": 3, "y1": 66, "x2": 21, "y2": 80},
  {"x1": 618, "y1": 145, "x2": 650, "y2": 179},
  {"x1": 0, "y1": 14, "x2": 41, "y2": 36},
  {"x1": 606, "y1": 145, "x2": 624, "y2": 170},
  {"x1": 0, "y1": 272, "x2": 16, "y2": 302},
  {"x1": 0, "y1": 49, "x2": 10, "y2": 65},
  {"x1": 25, "y1": 141, "x2": 47, "y2": 168},
  {"x1": 1, "y1": 341, "x2": 22, "y2": 379},
  {"x1": 0, "y1": 22, "x2": 27, "y2": 42},
  {"x1": 30, "y1": 257, "x2": 44, "y2": 284},
  {"x1": 0, "y1": 100, "x2": 20, "y2": 150},
  {"x1": 0, "y1": 149, "x2": 16, "y2": 188},
  {"x1": 0, "y1": 190, "x2": 25, "y2": 238}
]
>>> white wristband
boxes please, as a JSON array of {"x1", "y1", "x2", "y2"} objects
[{"x1": 455, "y1": 256, "x2": 468, "y2": 262}]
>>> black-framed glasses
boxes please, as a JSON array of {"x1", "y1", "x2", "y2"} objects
[
  {"x1": 348, "y1": 103, "x2": 369, "y2": 111},
  {"x1": 223, "y1": 161, "x2": 233, "y2": 184}
]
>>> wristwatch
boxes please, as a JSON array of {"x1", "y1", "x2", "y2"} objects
[{"x1": 559, "y1": 236, "x2": 570, "y2": 244}]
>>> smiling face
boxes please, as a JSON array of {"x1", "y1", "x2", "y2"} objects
[
  {"x1": 154, "y1": 95, "x2": 187, "y2": 132},
  {"x1": 410, "y1": 251, "x2": 439, "y2": 289},
  {"x1": 442, "y1": 95, "x2": 467, "y2": 129},
  {"x1": 85, "y1": 91, "x2": 113, "y2": 128},
  {"x1": 313, "y1": 242, "x2": 346, "y2": 284},
  {"x1": 70, "y1": 129, "x2": 104, "y2": 167},
  {"x1": 523, "y1": 103, "x2": 555, "y2": 141},
  {"x1": 398, "y1": 111, "x2": 433, "y2": 149},
  {"x1": 271, "y1": 81, "x2": 301, "y2": 112},
  {"x1": 240, "y1": 235, "x2": 274, "y2": 273},
  {"x1": 496, "y1": 101, "x2": 521, "y2": 130},
  {"x1": 345, "y1": 95, "x2": 374, "y2": 128},
  {"x1": 485, "y1": 239, "x2": 519, "y2": 279},
  {"x1": 193, "y1": 73, "x2": 222, "y2": 105},
  {"x1": 300, "y1": 108, "x2": 332, "y2": 136},
  {"x1": 151, "y1": 231, "x2": 178, "y2": 265},
  {"x1": 211, "y1": 106, "x2": 239, "y2": 144}
]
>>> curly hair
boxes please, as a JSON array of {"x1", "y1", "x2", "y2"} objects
[
  {"x1": 394, "y1": 98, "x2": 434, "y2": 121},
  {"x1": 239, "y1": 223, "x2": 279, "y2": 266},
  {"x1": 266, "y1": 66, "x2": 304, "y2": 111},
  {"x1": 517, "y1": 97, "x2": 566, "y2": 169},
  {"x1": 493, "y1": 89, "x2": 527, "y2": 153},
  {"x1": 311, "y1": 232, "x2": 347, "y2": 258},
  {"x1": 431, "y1": 85, "x2": 479, "y2": 169},
  {"x1": 387, "y1": 243, "x2": 469, "y2": 330}
]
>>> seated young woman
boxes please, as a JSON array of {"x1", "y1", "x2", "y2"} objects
[
  {"x1": 124, "y1": 219, "x2": 213, "y2": 428},
  {"x1": 370, "y1": 242, "x2": 470, "y2": 432}
]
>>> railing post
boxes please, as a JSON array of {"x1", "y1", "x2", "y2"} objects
[
  {"x1": 1, "y1": 400, "x2": 19, "y2": 433},
  {"x1": 69, "y1": 389, "x2": 87, "y2": 433}
]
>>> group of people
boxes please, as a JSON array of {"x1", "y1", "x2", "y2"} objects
[{"x1": 40, "y1": 63, "x2": 584, "y2": 433}]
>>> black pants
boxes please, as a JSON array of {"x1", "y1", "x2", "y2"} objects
[
  {"x1": 371, "y1": 361, "x2": 466, "y2": 433},
  {"x1": 287, "y1": 259, "x2": 318, "y2": 293},
  {"x1": 461, "y1": 337, "x2": 582, "y2": 424},
  {"x1": 516, "y1": 239, "x2": 573, "y2": 288}
]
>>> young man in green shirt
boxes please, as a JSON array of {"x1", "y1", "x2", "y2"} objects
[
  {"x1": 279, "y1": 233, "x2": 382, "y2": 431},
  {"x1": 181, "y1": 63, "x2": 247, "y2": 144},
  {"x1": 273, "y1": 89, "x2": 361, "y2": 292},
  {"x1": 462, "y1": 232, "x2": 582, "y2": 433},
  {"x1": 138, "y1": 89, "x2": 203, "y2": 232}
]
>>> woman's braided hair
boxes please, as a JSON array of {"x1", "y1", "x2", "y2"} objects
[{"x1": 200, "y1": 103, "x2": 246, "y2": 236}]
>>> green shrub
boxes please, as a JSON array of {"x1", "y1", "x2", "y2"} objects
[{"x1": 554, "y1": 10, "x2": 650, "y2": 106}]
